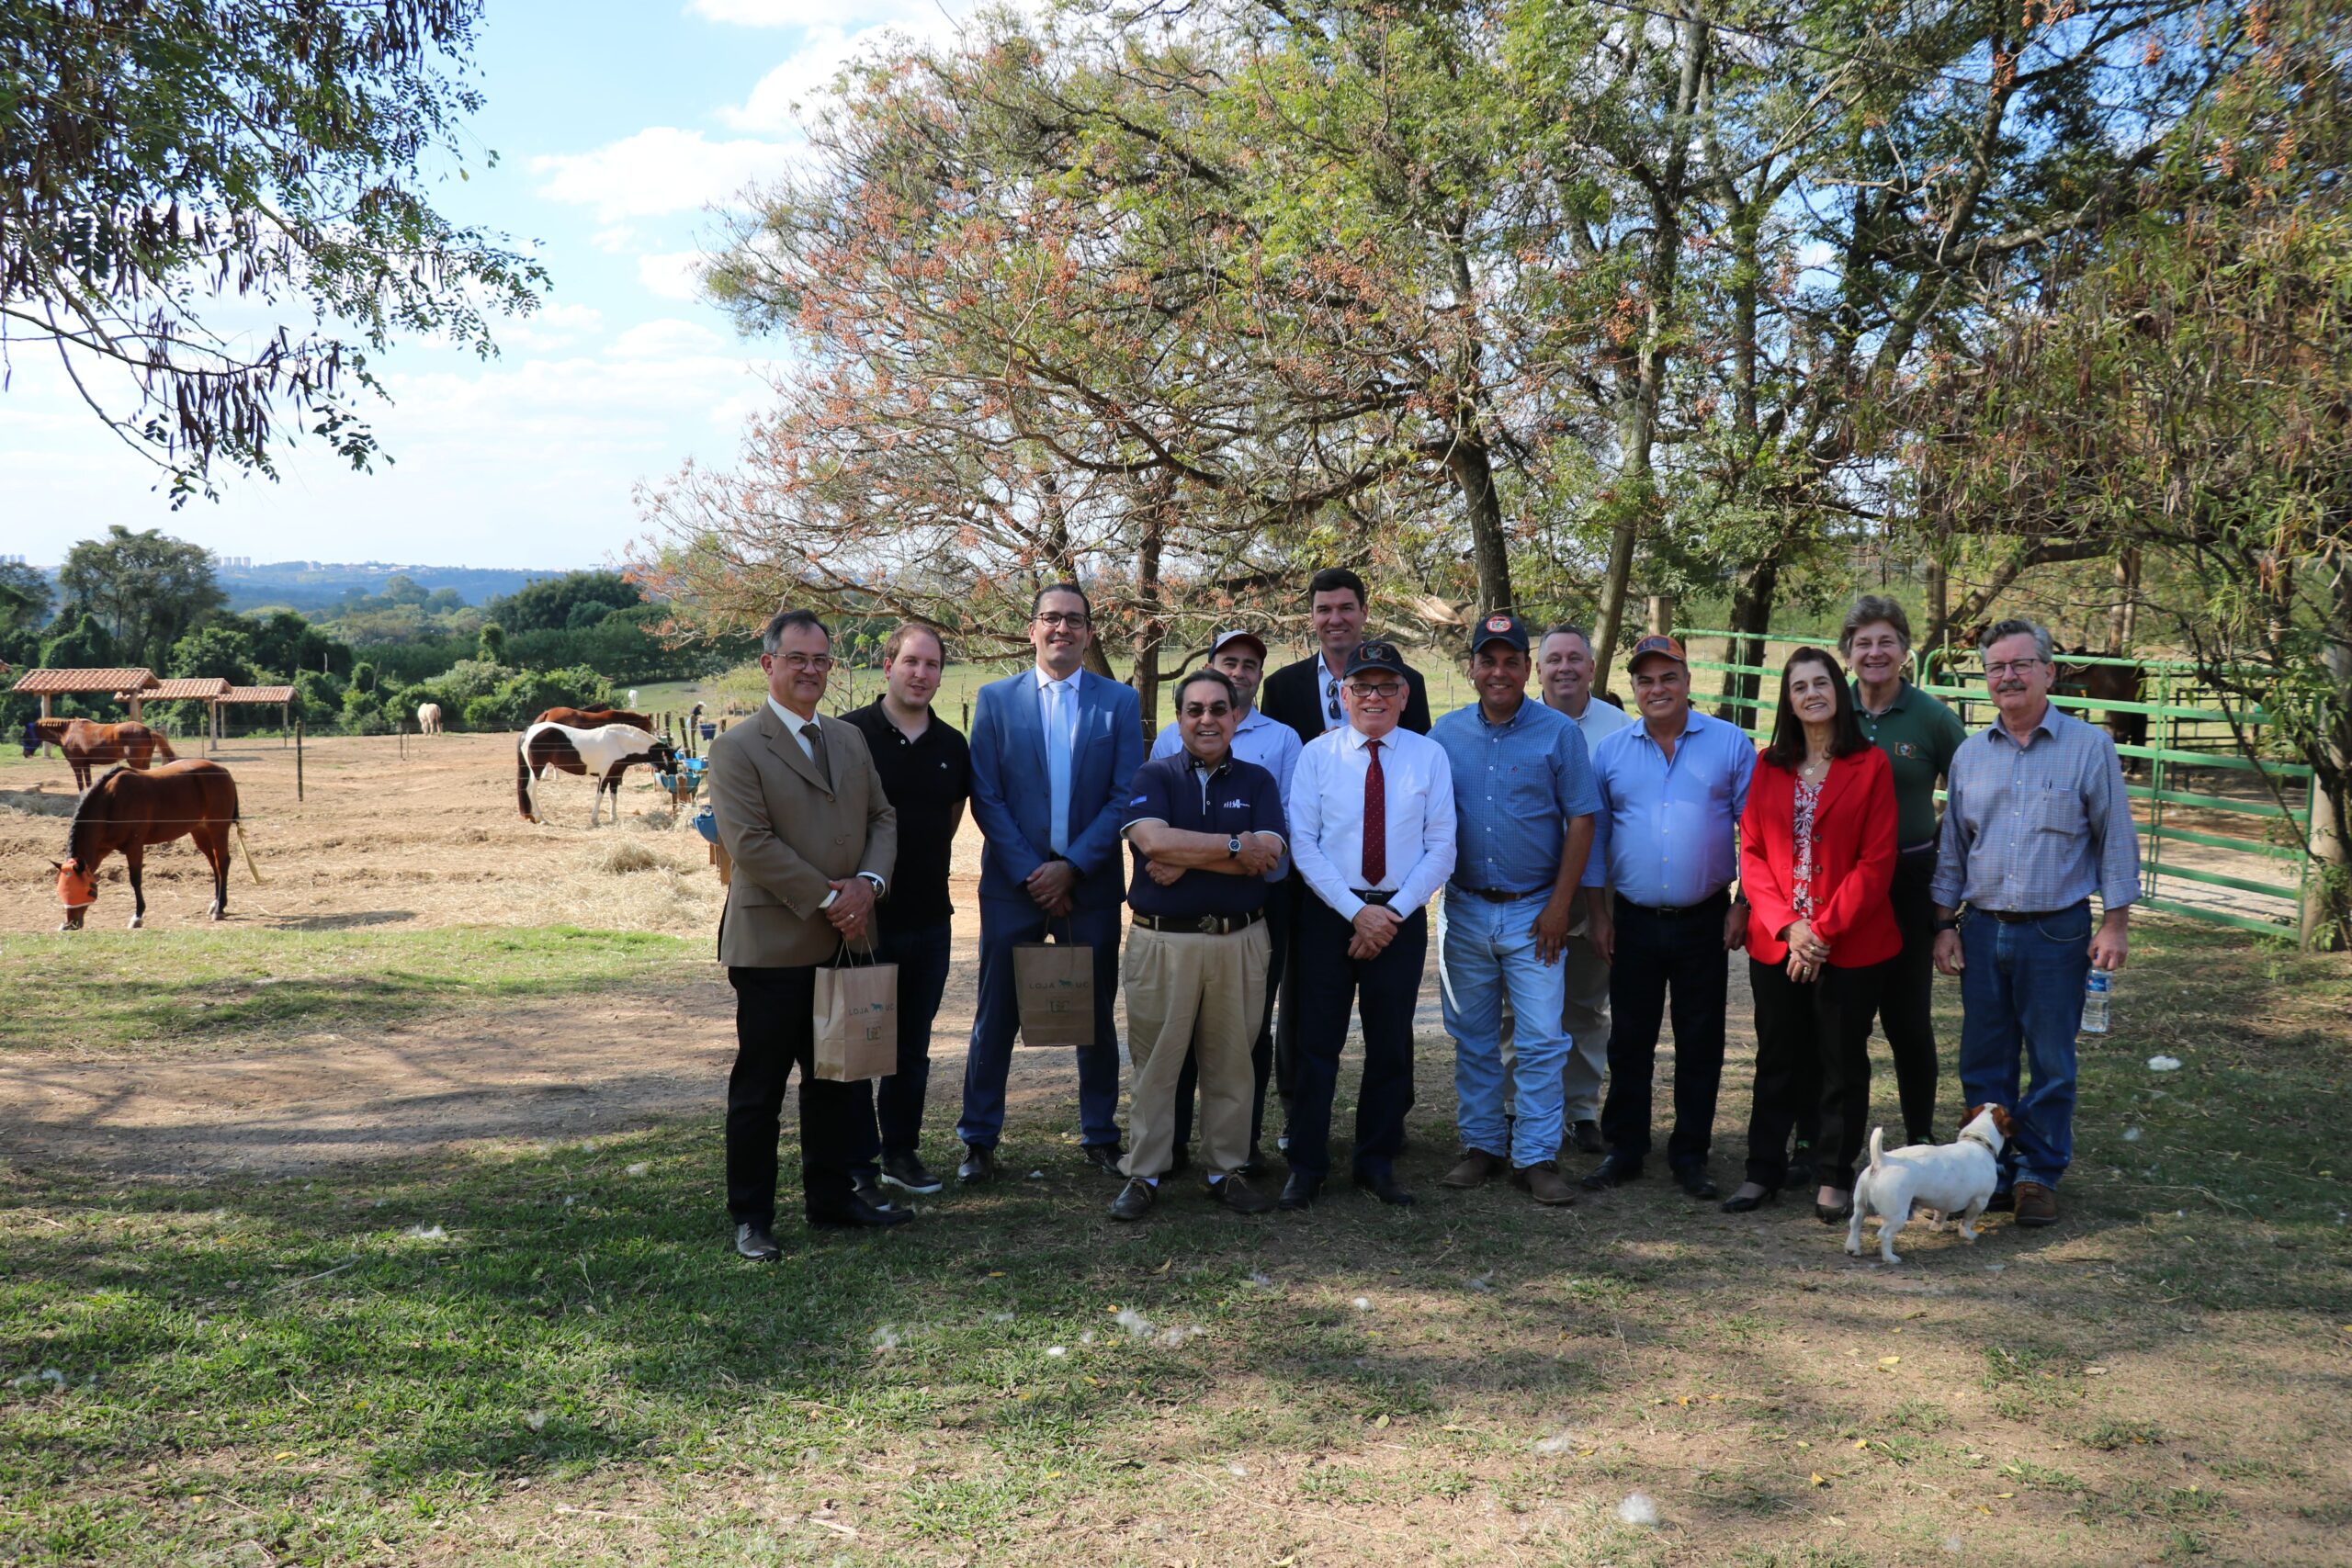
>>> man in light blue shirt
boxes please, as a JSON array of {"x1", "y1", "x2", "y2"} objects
[
  {"x1": 1148, "y1": 629, "x2": 1303, "y2": 1168},
  {"x1": 1580, "y1": 636, "x2": 1756, "y2": 1200},
  {"x1": 1430, "y1": 614, "x2": 1600, "y2": 1206}
]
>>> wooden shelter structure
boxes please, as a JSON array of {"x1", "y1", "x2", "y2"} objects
[
  {"x1": 218, "y1": 685, "x2": 297, "y2": 743},
  {"x1": 13, "y1": 667, "x2": 159, "y2": 718},
  {"x1": 120, "y1": 677, "x2": 235, "y2": 747}
]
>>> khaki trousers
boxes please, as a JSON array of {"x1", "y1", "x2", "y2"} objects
[{"x1": 1121, "y1": 919, "x2": 1271, "y2": 1179}]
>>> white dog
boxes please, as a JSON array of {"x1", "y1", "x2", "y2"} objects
[{"x1": 1846, "y1": 1103, "x2": 2015, "y2": 1265}]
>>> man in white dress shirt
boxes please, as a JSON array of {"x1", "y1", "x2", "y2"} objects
[{"x1": 1281, "y1": 640, "x2": 1456, "y2": 1211}]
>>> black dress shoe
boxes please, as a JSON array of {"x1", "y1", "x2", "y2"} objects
[
  {"x1": 852, "y1": 1175, "x2": 898, "y2": 1212},
  {"x1": 880, "y1": 1152, "x2": 944, "y2": 1195},
  {"x1": 1720, "y1": 1185, "x2": 1781, "y2": 1213},
  {"x1": 1580, "y1": 1152, "x2": 1642, "y2": 1190},
  {"x1": 1781, "y1": 1158, "x2": 1816, "y2": 1194},
  {"x1": 1109, "y1": 1178, "x2": 1157, "y2": 1222},
  {"x1": 1214, "y1": 1174, "x2": 1276, "y2": 1214},
  {"x1": 1984, "y1": 1188, "x2": 2015, "y2": 1213},
  {"x1": 1568, "y1": 1120, "x2": 1606, "y2": 1156},
  {"x1": 733, "y1": 1223, "x2": 782, "y2": 1261},
  {"x1": 1277, "y1": 1171, "x2": 1321, "y2": 1210},
  {"x1": 1672, "y1": 1166, "x2": 1720, "y2": 1200},
  {"x1": 1353, "y1": 1167, "x2": 1416, "y2": 1206},
  {"x1": 1082, "y1": 1143, "x2": 1125, "y2": 1178},
  {"x1": 956, "y1": 1144, "x2": 997, "y2": 1185},
  {"x1": 808, "y1": 1192, "x2": 913, "y2": 1229}
]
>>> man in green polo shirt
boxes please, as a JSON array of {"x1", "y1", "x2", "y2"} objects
[{"x1": 1842, "y1": 595, "x2": 1968, "y2": 1149}]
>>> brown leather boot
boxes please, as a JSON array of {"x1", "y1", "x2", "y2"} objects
[
  {"x1": 2012, "y1": 1179, "x2": 2059, "y2": 1227},
  {"x1": 1442, "y1": 1149, "x2": 1505, "y2": 1189},
  {"x1": 1511, "y1": 1161, "x2": 1578, "y2": 1206}
]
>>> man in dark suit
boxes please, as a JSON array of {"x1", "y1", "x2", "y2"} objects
[
  {"x1": 956, "y1": 581, "x2": 1147, "y2": 1182},
  {"x1": 1251, "y1": 567, "x2": 1431, "y2": 1149},
  {"x1": 1258, "y1": 567, "x2": 1435, "y2": 744},
  {"x1": 708, "y1": 607, "x2": 902, "y2": 1259}
]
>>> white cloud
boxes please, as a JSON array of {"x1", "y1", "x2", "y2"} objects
[
  {"x1": 530, "y1": 128, "x2": 796, "y2": 221},
  {"x1": 637, "y1": 251, "x2": 707, "y2": 301},
  {"x1": 591, "y1": 224, "x2": 640, "y2": 254},
  {"x1": 499, "y1": 300, "x2": 606, "y2": 352},
  {"x1": 608, "y1": 319, "x2": 729, "y2": 361}
]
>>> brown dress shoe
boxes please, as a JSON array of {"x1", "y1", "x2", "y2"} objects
[
  {"x1": 1214, "y1": 1174, "x2": 1276, "y2": 1214},
  {"x1": 2012, "y1": 1180, "x2": 2059, "y2": 1227},
  {"x1": 1510, "y1": 1161, "x2": 1578, "y2": 1206},
  {"x1": 1442, "y1": 1149, "x2": 1506, "y2": 1189}
]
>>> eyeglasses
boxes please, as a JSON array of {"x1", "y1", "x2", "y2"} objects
[
  {"x1": 769, "y1": 653, "x2": 834, "y2": 672},
  {"x1": 1984, "y1": 659, "x2": 2045, "y2": 677},
  {"x1": 1347, "y1": 681, "x2": 1405, "y2": 700},
  {"x1": 1180, "y1": 702, "x2": 1233, "y2": 718},
  {"x1": 1035, "y1": 612, "x2": 1090, "y2": 629}
]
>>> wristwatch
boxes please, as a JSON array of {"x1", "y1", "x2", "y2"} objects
[
  {"x1": 1934, "y1": 915, "x2": 1961, "y2": 932},
  {"x1": 1227, "y1": 836, "x2": 1243, "y2": 860}
]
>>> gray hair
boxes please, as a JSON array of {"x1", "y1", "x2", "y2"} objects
[
  {"x1": 1539, "y1": 622, "x2": 1593, "y2": 652},
  {"x1": 1978, "y1": 617, "x2": 2052, "y2": 663},
  {"x1": 1839, "y1": 594, "x2": 1912, "y2": 654},
  {"x1": 761, "y1": 607, "x2": 831, "y2": 655}
]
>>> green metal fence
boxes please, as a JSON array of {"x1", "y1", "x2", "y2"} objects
[{"x1": 1674, "y1": 626, "x2": 2317, "y2": 943}]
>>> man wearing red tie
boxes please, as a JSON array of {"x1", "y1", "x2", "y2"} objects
[{"x1": 1281, "y1": 641, "x2": 1457, "y2": 1210}]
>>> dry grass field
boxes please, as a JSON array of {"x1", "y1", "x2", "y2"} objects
[{"x1": 3, "y1": 731, "x2": 2349, "y2": 1566}]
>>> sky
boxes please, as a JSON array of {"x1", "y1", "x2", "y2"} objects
[{"x1": 2, "y1": 0, "x2": 980, "y2": 572}]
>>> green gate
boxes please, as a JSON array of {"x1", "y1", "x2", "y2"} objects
[{"x1": 1675, "y1": 627, "x2": 2318, "y2": 944}]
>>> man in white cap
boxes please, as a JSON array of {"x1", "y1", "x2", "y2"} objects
[{"x1": 1149, "y1": 628, "x2": 1303, "y2": 1170}]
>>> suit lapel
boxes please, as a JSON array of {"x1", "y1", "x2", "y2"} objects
[
  {"x1": 1815, "y1": 750, "x2": 1860, "y2": 824},
  {"x1": 760, "y1": 706, "x2": 831, "y2": 796}
]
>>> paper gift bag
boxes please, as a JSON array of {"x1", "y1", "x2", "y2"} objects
[
  {"x1": 1013, "y1": 934, "x2": 1094, "y2": 1047},
  {"x1": 812, "y1": 949, "x2": 898, "y2": 1081}
]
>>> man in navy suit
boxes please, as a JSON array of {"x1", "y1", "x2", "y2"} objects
[{"x1": 956, "y1": 581, "x2": 1147, "y2": 1183}]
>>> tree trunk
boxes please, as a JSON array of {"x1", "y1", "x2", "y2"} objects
[
  {"x1": 1130, "y1": 487, "x2": 1169, "y2": 736},
  {"x1": 1447, "y1": 431, "x2": 1514, "y2": 617},
  {"x1": 2307, "y1": 566, "x2": 2352, "y2": 950},
  {"x1": 1717, "y1": 555, "x2": 1781, "y2": 727},
  {"x1": 1591, "y1": 401, "x2": 1657, "y2": 698},
  {"x1": 1924, "y1": 552, "x2": 1951, "y2": 671},
  {"x1": 2108, "y1": 549, "x2": 2142, "y2": 653}
]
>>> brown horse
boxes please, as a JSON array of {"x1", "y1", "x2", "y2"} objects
[
  {"x1": 532, "y1": 706, "x2": 653, "y2": 733},
  {"x1": 51, "y1": 761, "x2": 261, "y2": 931},
  {"x1": 33, "y1": 716, "x2": 177, "y2": 790}
]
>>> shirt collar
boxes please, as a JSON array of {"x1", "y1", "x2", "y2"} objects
[
  {"x1": 1475, "y1": 696, "x2": 1533, "y2": 730},
  {"x1": 1853, "y1": 679, "x2": 1912, "y2": 715},
  {"x1": 766, "y1": 695, "x2": 819, "y2": 733},
  {"x1": 1986, "y1": 702, "x2": 2061, "y2": 746},
  {"x1": 1635, "y1": 706, "x2": 1704, "y2": 748},
  {"x1": 1339, "y1": 724, "x2": 1395, "y2": 751},
  {"x1": 1034, "y1": 666, "x2": 1079, "y2": 693},
  {"x1": 1184, "y1": 750, "x2": 1232, "y2": 776}
]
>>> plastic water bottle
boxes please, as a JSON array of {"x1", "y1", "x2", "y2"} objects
[{"x1": 2080, "y1": 970, "x2": 2111, "y2": 1035}]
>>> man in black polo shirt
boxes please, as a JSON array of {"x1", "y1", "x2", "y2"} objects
[
  {"x1": 842, "y1": 622, "x2": 972, "y2": 1196},
  {"x1": 1113, "y1": 669, "x2": 1288, "y2": 1220}
]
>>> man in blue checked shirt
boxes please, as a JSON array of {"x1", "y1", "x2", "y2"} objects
[
  {"x1": 1430, "y1": 613, "x2": 1600, "y2": 1207},
  {"x1": 1579, "y1": 636, "x2": 1756, "y2": 1200},
  {"x1": 1931, "y1": 619, "x2": 2139, "y2": 1233}
]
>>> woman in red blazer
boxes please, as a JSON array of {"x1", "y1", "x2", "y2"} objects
[{"x1": 1722, "y1": 647, "x2": 1899, "y2": 1221}]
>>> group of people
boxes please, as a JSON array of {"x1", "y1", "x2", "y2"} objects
[{"x1": 707, "y1": 574, "x2": 2140, "y2": 1260}]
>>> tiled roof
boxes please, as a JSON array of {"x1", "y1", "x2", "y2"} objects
[
  {"x1": 131, "y1": 678, "x2": 233, "y2": 700},
  {"x1": 13, "y1": 667, "x2": 156, "y2": 694},
  {"x1": 220, "y1": 685, "x2": 296, "y2": 703}
]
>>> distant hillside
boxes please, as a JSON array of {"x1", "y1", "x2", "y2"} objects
[{"x1": 215, "y1": 561, "x2": 565, "y2": 613}]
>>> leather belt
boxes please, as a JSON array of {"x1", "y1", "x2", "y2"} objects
[
  {"x1": 1453, "y1": 886, "x2": 1536, "y2": 903},
  {"x1": 1351, "y1": 889, "x2": 1395, "y2": 907},
  {"x1": 1985, "y1": 900, "x2": 2086, "y2": 925},
  {"x1": 1131, "y1": 908, "x2": 1266, "y2": 935},
  {"x1": 1616, "y1": 889, "x2": 1730, "y2": 919}
]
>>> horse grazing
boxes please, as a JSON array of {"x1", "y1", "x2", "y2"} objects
[
  {"x1": 33, "y1": 717, "x2": 177, "y2": 790},
  {"x1": 417, "y1": 702, "x2": 443, "y2": 735},
  {"x1": 516, "y1": 722, "x2": 679, "y2": 826},
  {"x1": 51, "y1": 761, "x2": 261, "y2": 931},
  {"x1": 531, "y1": 705, "x2": 653, "y2": 733}
]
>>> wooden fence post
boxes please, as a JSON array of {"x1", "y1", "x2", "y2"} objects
[{"x1": 296, "y1": 719, "x2": 304, "y2": 802}]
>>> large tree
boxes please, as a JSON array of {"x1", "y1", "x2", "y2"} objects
[
  {"x1": 55, "y1": 525, "x2": 225, "y2": 670},
  {"x1": 2, "y1": 0, "x2": 543, "y2": 499}
]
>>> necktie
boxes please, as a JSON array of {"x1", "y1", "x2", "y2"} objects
[
  {"x1": 1361, "y1": 738, "x2": 1386, "y2": 886},
  {"x1": 1045, "y1": 680, "x2": 1072, "y2": 855},
  {"x1": 803, "y1": 720, "x2": 831, "y2": 788}
]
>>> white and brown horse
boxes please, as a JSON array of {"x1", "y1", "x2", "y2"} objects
[
  {"x1": 32, "y1": 717, "x2": 176, "y2": 790},
  {"x1": 516, "y1": 722, "x2": 679, "y2": 826},
  {"x1": 52, "y1": 760, "x2": 261, "y2": 930},
  {"x1": 530, "y1": 705, "x2": 653, "y2": 733}
]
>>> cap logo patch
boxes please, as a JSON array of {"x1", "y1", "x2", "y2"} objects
[{"x1": 1486, "y1": 615, "x2": 1511, "y2": 632}]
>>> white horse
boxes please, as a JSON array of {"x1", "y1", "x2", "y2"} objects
[
  {"x1": 417, "y1": 702, "x2": 443, "y2": 736},
  {"x1": 515, "y1": 722, "x2": 680, "y2": 827}
]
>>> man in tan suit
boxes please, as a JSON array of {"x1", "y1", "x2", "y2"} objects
[{"x1": 711, "y1": 607, "x2": 900, "y2": 1257}]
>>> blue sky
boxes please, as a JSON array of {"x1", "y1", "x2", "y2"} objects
[{"x1": 3, "y1": 0, "x2": 978, "y2": 571}]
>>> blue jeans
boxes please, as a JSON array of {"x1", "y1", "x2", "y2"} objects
[
  {"x1": 872, "y1": 919, "x2": 954, "y2": 1159},
  {"x1": 1441, "y1": 888, "x2": 1570, "y2": 1168},
  {"x1": 958, "y1": 897, "x2": 1125, "y2": 1151},
  {"x1": 1957, "y1": 902, "x2": 2091, "y2": 1190}
]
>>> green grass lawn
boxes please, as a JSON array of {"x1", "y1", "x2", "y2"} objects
[
  {"x1": 3, "y1": 922, "x2": 2348, "y2": 1565},
  {"x1": 0, "y1": 928, "x2": 692, "y2": 1054}
]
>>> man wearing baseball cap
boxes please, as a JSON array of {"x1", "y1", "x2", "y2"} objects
[
  {"x1": 1429, "y1": 613, "x2": 1602, "y2": 1206},
  {"x1": 1282, "y1": 638, "x2": 1457, "y2": 1209},
  {"x1": 1149, "y1": 628, "x2": 1304, "y2": 1170},
  {"x1": 1579, "y1": 634, "x2": 1756, "y2": 1199}
]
